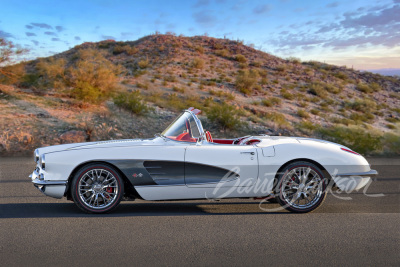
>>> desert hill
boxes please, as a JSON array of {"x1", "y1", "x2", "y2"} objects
[{"x1": 0, "y1": 34, "x2": 399, "y2": 155}]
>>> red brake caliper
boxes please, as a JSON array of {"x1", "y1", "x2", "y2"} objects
[{"x1": 105, "y1": 187, "x2": 113, "y2": 198}]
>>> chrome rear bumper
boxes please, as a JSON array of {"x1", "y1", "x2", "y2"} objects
[{"x1": 337, "y1": 169, "x2": 378, "y2": 177}]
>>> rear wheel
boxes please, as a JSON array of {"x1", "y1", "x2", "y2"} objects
[
  {"x1": 275, "y1": 161, "x2": 328, "y2": 213},
  {"x1": 71, "y1": 163, "x2": 124, "y2": 213}
]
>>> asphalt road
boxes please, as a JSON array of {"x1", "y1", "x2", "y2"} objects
[{"x1": 1, "y1": 157, "x2": 399, "y2": 266}]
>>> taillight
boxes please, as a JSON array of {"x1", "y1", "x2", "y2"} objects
[{"x1": 341, "y1": 147, "x2": 360, "y2": 155}]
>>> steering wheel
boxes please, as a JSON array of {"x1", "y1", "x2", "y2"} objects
[{"x1": 232, "y1": 135, "x2": 251, "y2": 145}]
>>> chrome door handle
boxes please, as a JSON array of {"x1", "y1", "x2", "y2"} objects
[{"x1": 241, "y1": 151, "x2": 255, "y2": 155}]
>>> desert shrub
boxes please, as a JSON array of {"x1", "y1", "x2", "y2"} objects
[
  {"x1": 260, "y1": 77, "x2": 268, "y2": 85},
  {"x1": 209, "y1": 89, "x2": 235, "y2": 100},
  {"x1": 386, "y1": 117, "x2": 400, "y2": 123},
  {"x1": 281, "y1": 89, "x2": 294, "y2": 100},
  {"x1": 349, "y1": 112, "x2": 375, "y2": 123},
  {"x1": 308, "y1": 82, "x2": 328, "y2": 99},
  {"x1": 235, "y1": 54, "x2": 247, "y2": 63},
  {"x1": 317, "y1": 125, "x2": 383, "y2": 155},
  {"x1": 113, "y1": 91, "x2": 149, "y2": 114},
  {"x1": 298, "y1": 121, "x2": 317, "y2": 132},
  {"x1": 206, "y1": 103, "x2": 242, "y2": 130},
  {"x1": 334, "y1": 71, "x2": 348, "y2": 80},
  {"x1": 36, "y1": 57, "x2": 67, "y2": 88},
  {"x1": 389, "y1": 92, "x2": 400, "y2": 100},
  {"x1": 235, "y1": 69, "x2": 259, "y2": 95},
  {"x1": 138, "y1": 58, "x2": 150, "y2": 69},
  {"x1": 297, "y1": 109, "x2": 310, "y2": 118},
  {"x1": 136, "y1": 82, "x2": 149, "y2": 89},
  {"x1": 67, "y1": 48, "x2": 121, "y2": 103},
  {"x1": 192, "y1": 58, "x2": 205, "y2": 69},
  {"x1": 0, "y1": 62, "x2": 26, "y2": 85},
  {"x1": 310, "y1": 109, "x2": 320, "y2": 115},
  {"x1": 276, "y1": 64, "x2": 287, "y2": 73},
  {"x1": 382, "y1": 130, "x2": 400, "y2": 154},
  {"x1": 345, "y1": 98, "x2": 377, "y2": 112},
  {"x1": 356, "y1": 82, "x2": 381, "y2": 94},
  {"x1": 163, "y1": 75, "x2": 177, "y2": 83},
  {"x1": 265, "y1": 112, "x2": 290, "y2": 127},
  {"x1": 215, "y1": 49, "x2": 230, "y2": 58},
  {"x1": 212, "y1": 42, "x2": 224, "y2": 50},
  {"x1": 195, "y1": 46, "x2": 204, "y2": 54},
  {"x1": 261, "y1": 97, "x2": 281, "y2": 107},
  {"x1": 113, "y1": 45, "x2": 138, "y2": 55},
  {"x1": 287, "y1": 57, "x2": 301, "y2": 64},
  {"x1": 22, "y1": 73, "x2": 40, "y2": 87},
  {"x1": 172, "y1": 86, "x2": 185, "y2": 93},
  {"x1": 251, "y1": 61, "x2": 262, "y2": 67}
]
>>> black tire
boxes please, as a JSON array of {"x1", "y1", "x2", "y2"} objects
[
  {"x1": 71, "y1": 163, "x2": 124, "y2": 214},
  {"x1": 274, "y1": 161, "x2": 328, "y2": 213}
]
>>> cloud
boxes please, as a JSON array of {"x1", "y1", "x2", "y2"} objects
[
  {"x1": 44, "y1": 31, "x2": 57, "y2": 36},
  {"x1": 51, "y1": 38, "x2": 60, "y2": 41},
  {"x1": 121, "y1": 32, "x2": 134, "y2": 38},
  {"x1": 25, "y1": 25, "x2": 33, "y2": 30},
  {"x1": 193, "y1": 0, "x2": 209, "y2": 8},
  {"x1": 25, "y1": 32, "x2": 36, "y2": 37},
  {"x1": 74, "y1": 36, "x2": 81, "y2": 41},
  {"x1": 55, "y1": 26, "x2": 65, "y2": 32},
  {"x1": 166, "y1": 23, "x2": 176, "y2": 29},
  {"x1": 31, "y1": 22, "x2": 52, "y2": 29},
  {"x1": 101, "y1": 35, "x2": 116, "y2": 40},
  {"x1": 253, "y1": 4, "x2": 271, "y2": 15},
  {"x1": 0, "y1": 30, "x2": 13, "y2": 38},
  {"x1": 326, "y1": 2, "x2": 339, "y2": 8},
  {"x1": 340, "y1": 5, "x2": 400, "y2": 29},
  {"x1": 193, "y1": 11, "x2": 217, "y2": 27},
  {"x1": 31, "y1": 40, "x2": 39, "y2": 46}
]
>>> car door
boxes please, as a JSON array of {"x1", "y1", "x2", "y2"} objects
[{"x1": 185, "y1": 145, "x2": 259, "y2": 188}]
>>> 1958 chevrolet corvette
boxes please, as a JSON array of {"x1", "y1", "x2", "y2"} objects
[{"x1": 30, "y1": 107, "x2": 377, "y2": 213}]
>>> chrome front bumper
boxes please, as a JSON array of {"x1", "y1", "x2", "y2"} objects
[{"x1": 30, "y1": 169, "x2": 67, "y2": 199}]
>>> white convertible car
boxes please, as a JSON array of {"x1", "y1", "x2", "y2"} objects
[{"x1": 30, "y1": 107, "x2": 377, "y2": 213}]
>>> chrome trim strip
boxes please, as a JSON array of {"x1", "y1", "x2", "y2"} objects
[
  {"x1": 135, "y1": 177, "x2": 240, "y2": 188},
  {"x1": 32, "y1": 179, "x2": 67, "y2": 186},
  {"x1": 337, "y1": 170, "x2": 378, "y2": 177}
]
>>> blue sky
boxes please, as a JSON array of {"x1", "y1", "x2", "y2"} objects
[{"x1": 1, "y1": 0, "x2": 399, "y2": 70}]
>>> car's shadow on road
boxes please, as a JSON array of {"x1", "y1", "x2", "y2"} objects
[{"x1": 0, "y1": 202, "x2": 294, "y2": 218}]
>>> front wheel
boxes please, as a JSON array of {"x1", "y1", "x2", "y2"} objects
[
  {"x1": 275, "y1": 162, "x2": 328, "y2": 213},
  {"x1": 71, "y1": 163, "x2": 124, "y2": 213}
]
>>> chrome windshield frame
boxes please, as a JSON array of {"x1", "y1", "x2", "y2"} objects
[
  {"x1": 161, "y1": 110, "x2": 206, "y2": 143},
  {"x1": 185, "y1": 110, "x2": 206, "y2": 142}
]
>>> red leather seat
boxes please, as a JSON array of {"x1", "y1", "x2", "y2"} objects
[
  {"x1": 205, "y1": 131, "x2": 213, "y2": 142},
  {"x1": 176, "y1": 132, "x2": 190, "y2": 141}
]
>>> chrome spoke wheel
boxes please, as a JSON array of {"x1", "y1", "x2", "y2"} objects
[
  {"x1": 281, "y1": 166, "x2": 324, "y2": 210},
  {"x1": 78, "y1": 168, "x2": 119, "y2": 210}
]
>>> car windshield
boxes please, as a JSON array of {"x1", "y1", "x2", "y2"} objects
[{"x1": 161, "y1": 112, "x2": 201, "y2": 142}]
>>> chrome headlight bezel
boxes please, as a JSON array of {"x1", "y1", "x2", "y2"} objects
[
  {"x1": 34, "y1": 149, "x2": 39, "y2": 163},
  {"x1": 39, "y1": 154, "x2": 46, "y2": 170}
]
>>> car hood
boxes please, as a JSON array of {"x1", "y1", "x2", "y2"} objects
[{"x1": 37, "y1": 138, "x2": 158, "y2": 155}]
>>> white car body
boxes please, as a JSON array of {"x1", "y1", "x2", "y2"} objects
[{"x1": 30, "y1": 108, "x2": 377, "y2": 212}]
